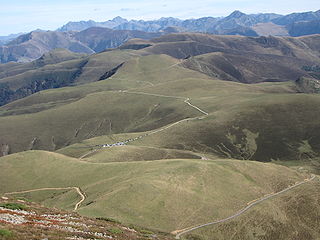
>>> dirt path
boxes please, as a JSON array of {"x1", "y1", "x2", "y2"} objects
[
  {"x1": 121, "y1": 91, "x2": 208, "y2": 116},
  {"x1": 173, "y1": 174, "x2": 316, "y2": 239},
  {"x1": 79, "y1": 149, "x2": 99, "y2": 159},
  {"x1": 4, "y1": 187, "x2": 86, "y2": 211},
  {"x1": 79, "y1": 90, "x2": 209, "y2": 159}
]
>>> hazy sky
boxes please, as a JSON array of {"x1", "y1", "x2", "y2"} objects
[{"x1": 1, "y1": 0, "x2": 319, "y2": 35}]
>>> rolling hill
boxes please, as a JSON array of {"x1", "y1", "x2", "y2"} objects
[
  {"x1": 1, "y1": 33, "x2": 320, "y2": 106},
  {"x1": 0, "y1": 31, "x2": 320, "y2": 240},
  {"x1": 0, "y1": 150, "x2": 318, "y2": 238}
]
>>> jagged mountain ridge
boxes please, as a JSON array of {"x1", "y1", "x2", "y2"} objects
[
  {"x1": 1, "y1": 10, "x2": 320, "y2": 64},
  {"x1": 57, "y1": 10, "x2": 319, "y2": 36}
]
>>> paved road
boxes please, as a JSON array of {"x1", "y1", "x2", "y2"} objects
[
  {"x1": 174, "y1": 174, "x2": 316, "y2": 239},
  {"x1": 4, "y1": 187, "x2": 86, "y2": 211}
]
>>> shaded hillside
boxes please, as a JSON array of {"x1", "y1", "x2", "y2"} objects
[
  {"x1": 272, "y1": 10, "x2": 320, "y2": 25},
  {"x1": 0, "y1": 48, "x2": 86, "y2": 79},
  {"x1": 129, "y1": 33, "x2": 320, "y2": 83},
  {"x1": 0, "y1": 28, "x2": 161, "y2": 63},
  {"x1": 0, "y1": 51, "x2": 319, "y2": 164},
  {"x1": 0, "y1": 49, "x2": 138, "y2": 106},
  {"x1": 143, "y1": 33, "x2": 320, "y2": 61},
  {"x1": 288, "y1": 20, "x2": 320, "y2": 37},
  {"x1": 1, "y1": 33, "x2": 320, "y2": 107},
  {"x1": 181, "y1": 51, "x2": 308, "y2": 83},
  {"x1": 0, "y1": 31, "x2": 94, "y2": 63},
  {"x1": 73, "y1": 27, "x2": 161, "y2": 52}
]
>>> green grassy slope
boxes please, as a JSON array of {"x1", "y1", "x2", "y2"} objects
[
  {"x1": 188, "y1": 181, "x2": 320, "y2": 240},
  {"x1": 0, "y1": 49, "x2": 140, "y2": 106},
  {"x1": 0, "y1": 150, "x2": 313, "y2": 234},
  {"x1": 1, "y1": 34, "x2": 320, "y2": 240},
  {"x1": 61, "y1": 145, "x2": 201, "y2": 162},
  {"x1": 1, "y1": 51, "x2": 319, "y2": 163},
  {"x1": 0, "y1": 88, "x2": 195, "y2": 154},
  {"x1": 131, "y1": 94, "x2": 320, "y2": 162},
  {"x1": 0, "y1": 48, "x2": 86, "y2": 79}
]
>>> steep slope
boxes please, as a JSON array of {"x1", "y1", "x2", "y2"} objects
[
  {"x1": 181, "y1": 51, "x2": 309, "y2": 83},
  {"x1": 1, "y1": 49, "x2": 320, "y2": 164},
  {"x1": 0, "y1": 48, "x2": 86, "y2": 79},
  {"x1": 0, "y1": 49, "x2": 139, "y2": 106},
  {"x1": 0, "y1": 31, "x2": 94, "y2": 63},
  {"x1": 58, "y1": 16, "x2": 128, "y2": 32},
  {"x1": 272, "y1": 10, "x2": 320, "y2": 25},
  {"x1": 288, "y1": 20, "x2": 320, "y2": 37},
  {"x1": 74, "y1": 27, "x2": 161, "y2": 52},
  {"x1": 57, "y1": 11, "x2": 282, "y2": 36},
  {"x1": 0, "y1": 197, "x2": 170, "y2": 240},
  {"x1": 131, "y1": 33, "x2": 320, "y2": 84},
  {"x1": 133, "y1": 94, "x2": 320, "y2": 162},
  {"x1": 0, "y1": 54, "x2": 207, "y2": 154},
  {"x1": 0, "y1": 28, "x2": 161, "y2": 63}
]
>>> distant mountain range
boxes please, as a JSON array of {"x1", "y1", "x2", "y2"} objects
[
  {"x1": 0, "y1": 33, "x2": 24, "y2": 46},
  {"x1": 57, "y1": 10, "x2": 320, "y2": 36},
  {"x1": 0, "y1": 9, "x2": 320, "y2": 63}
]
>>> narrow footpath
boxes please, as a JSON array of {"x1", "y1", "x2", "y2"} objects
[{"x1": 4, "y1": 187, "x2": 86, "y2": 211}]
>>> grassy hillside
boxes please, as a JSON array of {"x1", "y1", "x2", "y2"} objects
[
  {"x1": 181, "y1": 51, "x2": 309, "y2": 83},
  {"x1": 187, "y1": 181, "x2": 320, "y2": 240},
  {"x1": 129, "y1": 94, "x2": 320, "y2": 162},
  {"x1": 0, "y1": 150, "x2": 315, "y2": 235},
  {"x1": 0, "y1": 197, "x2": 171, "y2": 240},
  {"x1": 2, "y1": 33, "x2": 320, "y2": 106},
  {"x1": 1, "y1": 33, "x2": 320, "y2": 239},
  {"x1": 143, "y1": 33, "x2": 320, "y2": 62},
  {"x1": 0, "y1": 49, "x2": 140, "y2": 106},
  {"x1": 0, "y1": 48, "x2": 86, "y2": 79},
  {"x1": 60, "y1": 144, "x2": 201, "y2": 162},
  {"x1": 1, "y1": 52, "x2": 319, "y2": 163},
  {"x1": 0, "y1": 54, "x2": 217, "y2": 154}
]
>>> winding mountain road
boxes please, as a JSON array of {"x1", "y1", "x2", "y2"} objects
[
  {"x1": 173, "y1": 174, "x2": 316, "y2": 239},
  {"x1": 4, "y1": 187, "x2": 86, "y2": 211}
]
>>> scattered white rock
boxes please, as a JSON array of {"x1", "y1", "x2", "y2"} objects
[
  {"x1": 0, "y1": 213, "x2": 28, "y2": 224},
  {"x1": 122, "y1": 226, "x2": 137, "y2": 233}
]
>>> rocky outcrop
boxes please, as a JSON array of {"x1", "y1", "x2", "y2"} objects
[
  {"x1": 296, "y1": 77, "x2": 320, "y2": 93},
  {"x1": 0, "y1": 144, "x2": 10, "y2": 156}
]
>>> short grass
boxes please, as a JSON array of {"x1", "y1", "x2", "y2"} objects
[
  {"x1": 0, "y1": 203, "x2": 26, "y2": 210},
  {"x1": 59, "y1": 144, "x2": 201, "y2": 162},
  {"x1": 0, "y1": 229, "x2": 13, "y2": 238},
  {"x1": 187, "y1": 181, "x2": 320, "y2": 240},
  {"x1": 0, "y1": 150, "x2": 310, "y2": 233},
  {"x1": 1, "y1": 53, "x2": 316, "y2": 163},
  {"x1": 6, "y1": 189, "x2": 80, "y2": 211}
]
